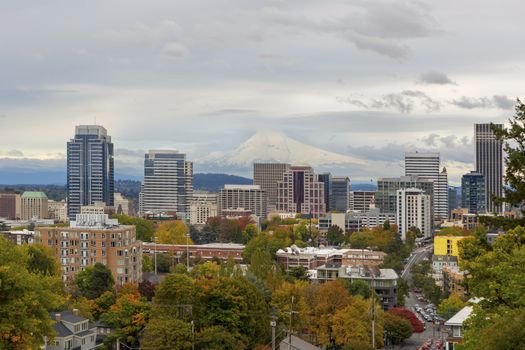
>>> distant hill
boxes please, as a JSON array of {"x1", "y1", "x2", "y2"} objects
[
  {"x1": 351, "y1": 183, "x2": 377, "y2": 191},
  {"x1": 193, "y1": 173, "x2": 252, "y2": 192}
]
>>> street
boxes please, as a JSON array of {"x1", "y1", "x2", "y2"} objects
[{"x1": 382, "y1": 244, "x2": 444, "y2": 350}]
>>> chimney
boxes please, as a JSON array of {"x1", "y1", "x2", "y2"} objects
[
  {"x1": 72, "y1": 309, "x2": 79, "y2": 316},
  {"x1": 55, "y1": 313, "x2": 61, "y2": 322}
]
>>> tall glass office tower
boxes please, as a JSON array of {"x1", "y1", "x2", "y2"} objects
[
  {"x1": 475, "y1": 123, "x2": 503, "y2": 214},
  {"x1": 67, "y1": 125, "x2": 114, "y2": 220}
]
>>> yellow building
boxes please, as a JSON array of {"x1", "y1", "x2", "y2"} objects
[{"x1": 434, "y1": 236, "x2": 468, "y2": 257}]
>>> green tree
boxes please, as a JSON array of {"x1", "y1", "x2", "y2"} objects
[
  {"x1": 195, "y1": 326, "x2": 246, "y2": 349},
  {"x1": 242, "y1": 224, "x2": 259, "y2": 243},
  {"x1": 141, "y1": 317, "x2": 193, "y2": 350},
  {"x1": 75, "y1": 263, "x2": 115, "y2": 299},
  {"x1": 156, "y1": 220, "x2": 192, "y2": 244},
  {"x1": 286, "y1": 266, "x2": 310, "y2": 281},
  {"x1": 438, "y1": 294, "x2": 467, "y2": 320},
  {"x1": 114, "y1": 214, "x2": 155, "y2": 242},
  {"x1": 24, "y1": 244, "x2": 61, "y2": 276},
  {"x1": 0, "y1": 237, "x2": 63, "y2": 349},
  {"x1": 491, "y1": 99, "x2": 525, "y2": 207},
  {"x1": 243, "y1": 231, "x2": 291, "y2": 263},
  {"x1": 326, "y1": 225, "x2": 345, "y2": 246},
  {"x1": 384, "y1": 312, "x2": 412, "y2": 345},
  {"x1": 343, "y1": 279, "x2": 372, "y2": 299}
]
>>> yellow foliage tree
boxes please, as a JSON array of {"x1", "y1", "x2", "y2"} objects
[{"x1": 156, "y1": 221, "x2": 192, "y2": 244}]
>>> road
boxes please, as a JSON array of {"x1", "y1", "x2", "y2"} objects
[{"x1": 382, "y1": 244, "x2": 444, "y2": 350}]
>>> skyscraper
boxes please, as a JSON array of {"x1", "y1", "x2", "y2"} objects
[
  {"x1": 141, "y1": 150, "x2": 193, "y2": 219},
  {"x1": 376, "y1": 175, "x2": 434, "y2": 214},
  {"x1": 277, "y1": 166, "x2": 325, "y2": 218},
  {"x1": 331, "y1": 176, "x2": 350, "y2": 212},
  {"x1": 317, "y1": 173, "x2": 332, "y2": 212},
  {"x1": 461, "y1": 171, "x2": 485, "y2": 214},
  {"x1": 405, "y1": 152, "x2": 448, "y2": 220},
  {"x1": 253, "y1": 163, "x2": 290, "y2": 212},
  {"x1": 475, "y1": 123, "x2": 503, "y2": 214},
  {"x1": 67, "y1": 125, "x2": 114, "y2": 220}
]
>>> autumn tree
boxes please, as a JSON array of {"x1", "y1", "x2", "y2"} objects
[
  {"x1": 343, "y1": 279, "x2": 372, "y2": 299},
  {"x1": 102, "y1": 284, "x2": 150, "y2": 348},
  {"x1": 326, "y1": 225, "x2": 345, "y2": 246},
  {"x1": 195, "y1": 326, "x2": 246, "y2": 349},
  {"x1": 141, "y1": 318, "x2": 193, "y2": 349},
  {"x1": 156, "y1": 220, "x2": 192, "y2": 244},
  {"x1": 0, "y1": 238, "x2": 63, "y2": 349},
  {"x1": 113, "y1": 214, "x2": 155, "y2": 242},
  {"x1": 388, "y1": 307, "x2": 424, "y2": 333}
]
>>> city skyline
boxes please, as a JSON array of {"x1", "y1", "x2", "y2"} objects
[{"x1": 0, "y1": 1, "x2": 522, "y2": 185}]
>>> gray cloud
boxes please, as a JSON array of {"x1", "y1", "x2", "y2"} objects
[
  {"x1": 450, "y1": 95, "x2": 515, "y2": 110},
  {"x1": 0, "y1": 149, "x2": 24, "y2": 157},
  {"x1": 339, "y1": 90, "x2": 440, "y2": 113},
  {"x1": 418, "y1": 71, "x2": 456, "y2": 85},
  {"x1": 115, "y1": 148, "x2": 145, "y2": 157}
]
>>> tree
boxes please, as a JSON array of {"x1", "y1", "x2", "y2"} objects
[
  {"x1": 343, "y1": 279, "x2": 372, "y2": 299},
  {"x1": 24, "y1": 244, "x2": 61, "y2": 276},
  {"x1": 384, "y1": 312, "x2": 413, "y2": 345},
  {"x1": 243, "y1": 232, "x2": 291, "y2": 263},
  {"x1": 155, "y1": 253, "x2": 173, "y2": 273},
  {"x1": 75, "y1": 263, "x2": 115, "y2": 299},
  {"x1": 242, "y1": 224, "x2": 259, "y2": 243},
  {"x1": 141, "y1": 317, "x2": 193, "y2": 350},
  {"x1": 491, "y1": 99, "x2": 525, "y2": 208},
  {"x1": 438, "y1": 294, "x2": 467, "y2": 320},
  {"x1": 142, "y1": 254, "x2": 153, "y2": 272},
  {"x1": 114, "y1": 214, "x2": 155, "y2": 242},
  {"x1": 0, "y1": 237, "x2": 63, "y2": 349},
  {"x1": 388, "y1": 307, "x2": 424, "y2": 333},
  {"x1": 102, "y1": 285, "x2": 150, "y2": 347},
  {"x1": 326, "y1": 225, "x2": 345, "y2": 246},
  {"x1": 156, "y1": 220, "x2": 192, "y2": 244},
  {"x1": 138, "y1": 280, "x2": 156, "y2": 301},
  {"x1": 195, "y1": 326, "x2": 246, "y2": 349},
  {"x1": 286, "y1": 266, "x2": 310, "y2": 281},
  {"x1": 332, "y1": 297, "x2": 384, "y2": 348}
]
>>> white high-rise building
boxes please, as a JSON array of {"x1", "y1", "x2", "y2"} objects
[
  {"x1": 405, "y1": 152, "x2": 448, "y2": 220},
  {"x1": 396, "y1": 188, "x2": 432, "y2": 240},
  {"x1": 141, "y1": 150, "x2": 193, "y2": 220},
  {"x1": 219, "y1": 185, "x2": 267, "y2": 219}
]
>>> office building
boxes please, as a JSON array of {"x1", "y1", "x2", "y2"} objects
[
  {"x1": 376, "y1": 176, "x2": 434, "y2": 214},
  {"x1": 434, "y1": 235, "x2": 468, "y2": 257},
  {"x1": 114, "y1": 193, "x2": 130, "y2": 216},
  {"x1": 48, "y1": 200, "x2": 68, "y2": 222},
  {"x1": 396, "y1": 188, "x2": 432, "y2": 240},
  {"x1": 318, "y1": 210, "x2": 396, "y2": 233},
  {"x1": 219, "y1": 185, "x2": 266, "y2": 218},
  {"x1": 253, "y1": 163, "x2": 290, "y2": 212},
  {"x1": 448, "y1": 187, "x2": 460, "y2": 214},
  {"x1": 317, "y1": 173, "x2": 332, "y2": 212},
  {"x1": 348, "y1": 191, "x2": 376, "y2": 211},
  {"x1": 189, "y1": 191, "x2": 218, "y2": 225},
  {"x1": 21, "y1": 191, "x2": 49, "y2": 220},
  {"x1": 141, "y1": 150, "x2": 193, "y2": 220},
  {"x1": 35, "y1": 213, "x2": 142, "y2": 285},
  {"x1": 331, "y1": 176, "x2": 350, "y2": 212},
  {"x1": 461, "y1": 171, "x2": 485, "y2": 214},
  {"x1": 475, "y1": 123, "x2": 503, "y2": 213},
  {"x1": 67, "y1": 125, "x2": 114, "y2": 221},
  {"x1": 0, "y1": 193, "x2": 21, "y2": 219},
  {"x1": 405, "y1": 152, "x2": 448, "y2": 220},
  {"x1": 277, "y1": 166, "x2": 326, "y2": 218}
]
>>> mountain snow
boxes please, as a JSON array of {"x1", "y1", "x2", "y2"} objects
[{"x1": 199, "y1": 131, "x2": 366, "y2": 167}]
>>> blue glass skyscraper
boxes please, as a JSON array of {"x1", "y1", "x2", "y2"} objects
[
  {"x1": 67, "y1": 125, "x2": 114, "y2": 220},
  {"x1": 461, "y1": 171, "x2": 485, "y2": 214}
]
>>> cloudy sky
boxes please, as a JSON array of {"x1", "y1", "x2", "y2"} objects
[{"x1": 0, "y1": 0, "x2": 523, "y2": 184}]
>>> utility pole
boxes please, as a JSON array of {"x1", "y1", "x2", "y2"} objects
[
  {"x1": 154, "y1": 236, "x2": 158, "y2": 275},
  {"x1": 287, "y1": 296, "x2": 298, "y2": 350},
  {"x1": 186, "y1": 233, "x2": 190, "y2": 270},
  {"x1": 271, "y1": 316, "x2": 277, "y2": 350},
  {"x1": 371, "y1": 272, "x2": 376, "y2": 349}
]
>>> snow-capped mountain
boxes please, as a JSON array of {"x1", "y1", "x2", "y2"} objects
[{"x1": 198, "y1": 131, "x2": 366, "y2": 167}]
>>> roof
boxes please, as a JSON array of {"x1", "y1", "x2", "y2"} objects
[
  {"x1": 76, "y1": 329, "x2": 96, "y2": 337},
  {"x1": 445, "y1": 306, "x2": 474, "y2": 326},
  {"x1": 54, "y1": 322, "x2": 73, "y2": 337},
  {"x1": 280, "y1": 335, "x2": 321, "y2": 350},
  {"x1": 50, "y1": 310, "x2": 87, "y2": 324},
  {"x1": 21, "y1": 191, "x2": 48, "y2": 199}
]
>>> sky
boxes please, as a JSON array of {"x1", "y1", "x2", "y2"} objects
[{"x1": 0, "y1": 0, "x2": 523, "y2": 185}]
